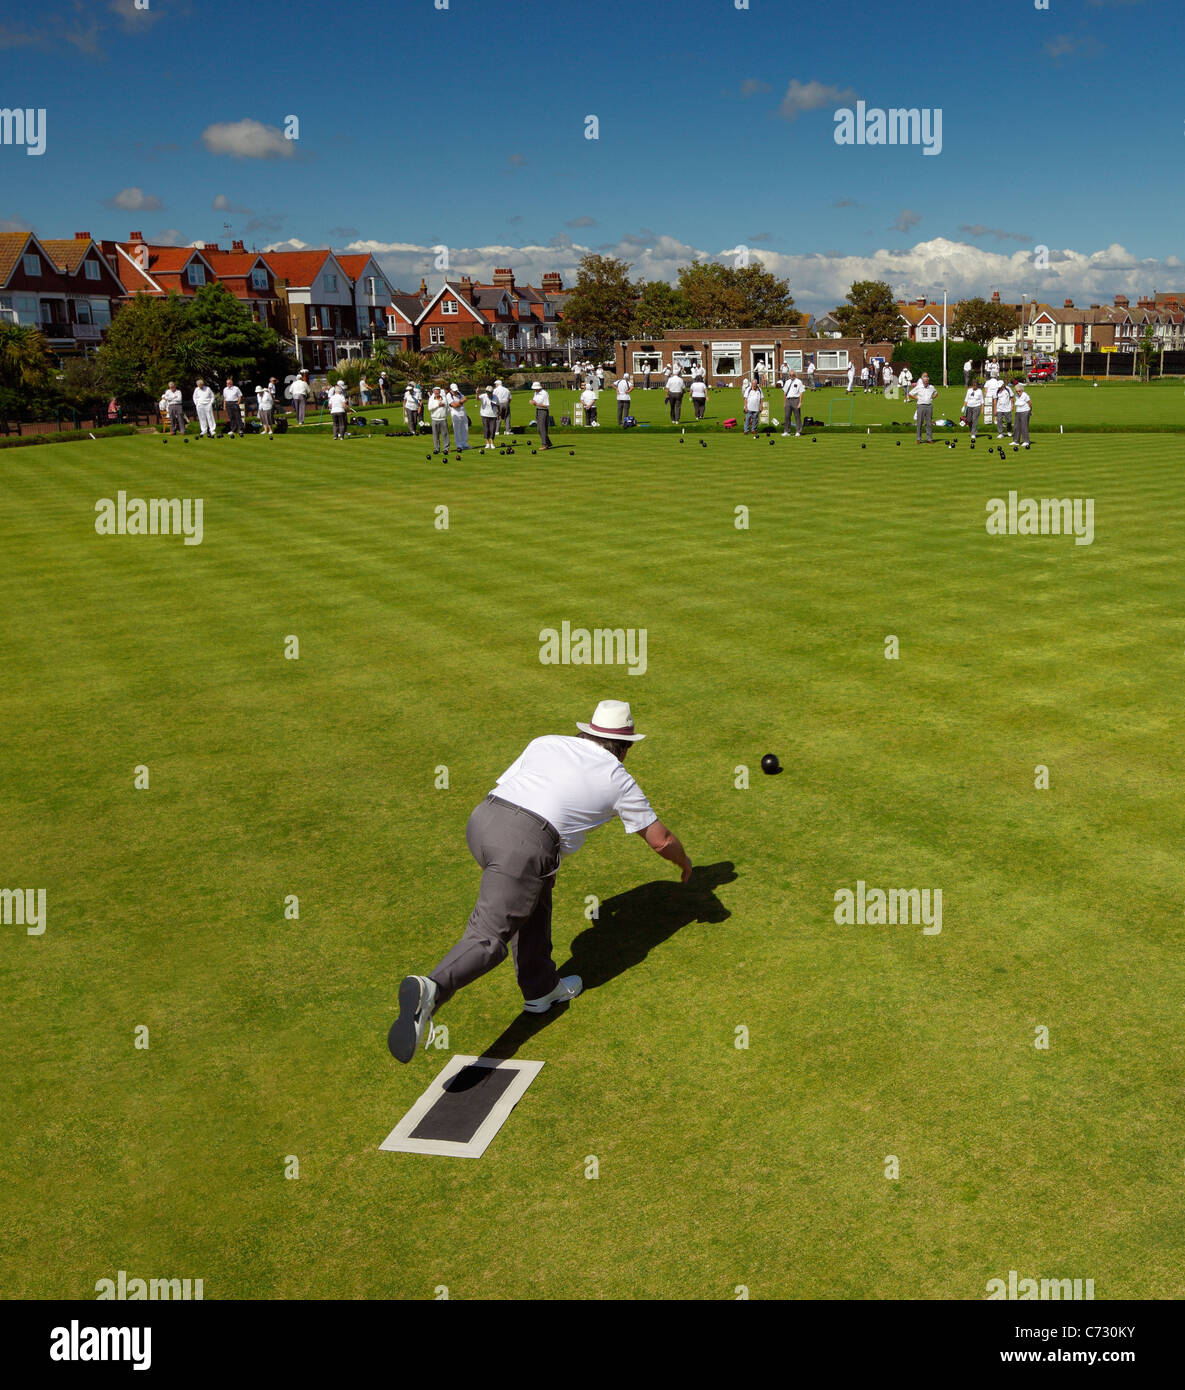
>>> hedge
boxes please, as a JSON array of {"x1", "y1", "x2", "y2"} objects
[
  {"x1": 0, "y1": 425, "x2": 137, "y2": 450},
  {"x1": 890, "y1": 341, "x2": 982, "y2": 380}
]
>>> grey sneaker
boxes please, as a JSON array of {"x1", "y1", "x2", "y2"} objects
[
  {"x1": 523, "y1": 975, "x2": 583, "y2": 1014},
  {"x1": 388, "y1": 975, "x2": 438, "y2": 1062}
]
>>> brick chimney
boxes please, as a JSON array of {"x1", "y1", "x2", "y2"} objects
[
  {"x1": 1064, "y1": 298, "x2": 1074, "y2": 309},
  {"x1": 130, "y1": 230, "x2": 143, "y2": 242},
  {"x1": 493, "y1": 267, "x2": 515, "y2": 288},
  {"x1": 419, "y1": 277, "x2": 428, "y2": 298},
  {"x1": 915, "y1": 296, "x2": 926, "y2": 308},
  {"x1": 991, "y1": 290, "x2": 1000, "y2": 302},
  {"x1": 541, "y1": 272, "x2": 562, "y2": 292},
  {"x1": 232, "y1": 239, "x2": 245, "y2": 252},
  {"x1": 1114, "y1": 294, "x2": 1129, "y2": 307},
  {"x1": 460, "y1": 274, "x2": 472, "y2": 288},
  {"x1": 74, "y1": 231, "x2": 90, "y2": 240}
]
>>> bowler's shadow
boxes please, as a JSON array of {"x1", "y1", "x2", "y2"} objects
[{"x1": 480, "y1": 861, "x2": 737, "y2": 1060}]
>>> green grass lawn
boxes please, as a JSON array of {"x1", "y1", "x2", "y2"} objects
[
  {"x1": 3, "y1": 426, "x2": 1184, "y2": 1299},
  {"x1": 340, "y1": 375, "x2": 1185, "y2": 434}
]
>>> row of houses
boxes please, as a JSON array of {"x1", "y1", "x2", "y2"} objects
[
  {"x1": 887, "y1": 292, "x2": 1185, "y2": 355},
  {"x1": 0, "y1": 229, "x2": 583, "y2": 369}
]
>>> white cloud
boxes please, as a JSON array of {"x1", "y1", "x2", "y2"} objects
[
  {"x1": 104, "y1": 186, "x2": 163, "y2": 211},
  {"x1": 892, "y1": 210, "x2": 922, "y2": 232},
  {"x1": 212, "y1": 194, "x2": 253, "y2": 214},
  {"x1": 778, "y1": 79, "x2": 859, "y2": 120},
  {"x1": 0, "y1": 215, "x2": 34, "y2": 233},
  {"x1": 202, "y1": 120, "x2": 295, "y2": 160},
  {"x1": 270, "y1": 233, "x2": 1178, "y2": 316}
]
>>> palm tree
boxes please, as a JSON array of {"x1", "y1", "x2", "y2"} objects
[
  {"x1": 0, "y1": 322, "x2": 52, "y2": 390},
  {"x1": 426, "y1": 348, "x2": 464, "y2": 381}
]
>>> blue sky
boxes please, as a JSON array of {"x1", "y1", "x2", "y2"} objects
[{"x1": 3, "y1": 0, "x2": 1181, "y2": 311}]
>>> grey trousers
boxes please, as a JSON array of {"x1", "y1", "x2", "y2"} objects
[
  {"x1": 294, "y1": 396, "x2": 306, "y2": 424},
  {"x1": 451, "y1": 412, "x2": 469, "y2": 449},
  {"x1": 916, "y1": 404, "x2": 933, "y2": 441},
  {"x1": 668, "y1": 393, "x2": 683, "y2": 421},
  {"x1": 168, "y1": 403, "x2": 184, "y2": 434},
  {"x1": 785, "y1": 401, "x2": 802, "y2": 432},
  {"x1": 226, "y1": 402, "x2": 243, "y2": 434},
  {"x1": 431, "y1": 419, "x2": 448, "y2": 451},
  {"x1": 332, "y1": 410, "x2": 346, "y2": 439},
  {"x1": 430, "y1": 796, "x2": 562, "y2": 1006},
  {"x1": 617, "y1": 399, "x2": 629, "y2": 426},
  {"x1": 996, "y1": 411, "x2": 1012, "y2": 436},
  {"x1": 405, "y1": 408, "x2": 421, "y2": 434},
  {"x1": 966, "y1": 406, "x2": 980, "y2": 438},
  {"x1": 536, "y1": 407, "x2": 550, "y2": 447},
  {"x1": 1015, "y1": 411, "x2": 1030, "y2": 444}
]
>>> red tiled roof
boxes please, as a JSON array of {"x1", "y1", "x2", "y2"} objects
[{"x1": 263, "y1": 249, "x2": 333, "y2": 286}]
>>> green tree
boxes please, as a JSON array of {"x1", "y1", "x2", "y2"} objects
[
  {"x1": 951, "y1": 296, "x2": 1019, "y2": 351},
  {"x1": 185, "y1": 282, "x2": 293, "y2": 385},
  {"x1": 675, "y1": 260, "x2": 794, "y2": 328},
  {"x1": 0, "y1": 322, "x2": 52, "y2": 390},
  {"x1": 833, "y1": 280, "x2": 907, "y2": 345},
  {"x1": 631, "y1": 280, "x2": 692, "y2": 337},
  {"x1": 95, "y1": 292, "x2": 190, "y2": 405},
  {"x1": 0, "y1": 322, "x2": 54, "y2": 423},
  {"x1": 558, "y1": 254, "x2": 637, "y2": 359},
  {"x1": 459, "y1": 333, "x2": 499, "y2": 365}
]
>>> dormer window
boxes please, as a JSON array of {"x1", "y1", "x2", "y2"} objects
[
  {"x1": 442, "y1": 298, "x2": 458, "y2": 314},
  {"x1": 187, "y1": 263, "x2": 205, "y2": 286}
]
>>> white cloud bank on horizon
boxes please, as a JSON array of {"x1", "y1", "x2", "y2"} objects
[{"x1": 258, "y1": 233, "x2": 1184, "y2": 313}]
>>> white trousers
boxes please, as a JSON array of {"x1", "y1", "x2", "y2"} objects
[{"x1": 196, "y1": 404, "x2": 217, "y2": 436}]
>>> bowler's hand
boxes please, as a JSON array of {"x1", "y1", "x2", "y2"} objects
[{"x1": 680, "y1": 858, "x2": 693, "y2": 884}]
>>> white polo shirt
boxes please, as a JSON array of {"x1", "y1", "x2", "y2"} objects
[
  {"x1": 615, "y1": 377, "x2": 632, "y2": 400},
  {"x1": 690, "y1": 379, "x2": 707, "y2": 399},
  {"x1": 745, "y1": 386, "x2": 764, "y2": 411},
  {"x1": 222, "y1": 384, "x2": 242, "y2": 404},
  {"x1": 580, "y1": 388, "x2": 597, "y2": 410},
  {"x1": 290, "y1": 378, "x2": 309, "y2": 399},
  {"x1": 964, "y1": 388, "x2": 984, "y2": 409},
  {"x1": 995, "y1": 385, "x2": 1013, "y2": 412},
  {"x1": 911, "y1": 382, "x2": 938, "y2": 405},
  {"x1": 667, "y1": 373, "x2": 684, "y2": 394},
  {"x1": 493, "y1": 385, "x2": 511, "y2": 407},
  {"x1": 479, "y1": 391, "x2": 497, "y2": 417},
  {"x1": 257, "y1": 388, "x2": 274, "y2": 411},
  {"x1": 532, "y1": 389, "x2": 550, "y2": 409},
  {"x1": 1014, "y1": 390, "x2": 1032, "y2": 414},
  {"x1": 328, "y1": 390, "x2": 346, "y2": 414},
  {"x1": 783, "y1": 378, "x2": 803, "y2": 401},
  {"x1": 492, "y1": 734, "x2": 657, "y2": 860}
]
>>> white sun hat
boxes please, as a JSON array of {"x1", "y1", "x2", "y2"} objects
[
  {"x1": 531, "y1": 380, "x2": 542, "y2": 390},
  {"x1": 577, "y1": 699, "x2": 646, "y2": 742}
]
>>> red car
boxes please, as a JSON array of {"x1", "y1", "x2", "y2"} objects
[{"x1": 1027, "y1": 361, "x2": 1056, "y2": 382}]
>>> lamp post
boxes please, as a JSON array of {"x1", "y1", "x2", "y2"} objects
[
  {"x1": 367, "y1": 277, "x2": 377, "y2": 356},
  {"x1": 942, "y1": 286, "x2": 948, "y2": 387}
]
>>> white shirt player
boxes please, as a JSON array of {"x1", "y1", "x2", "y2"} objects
[{"x1": 493, "y1": 734, "x2": 657, "y2": 861}]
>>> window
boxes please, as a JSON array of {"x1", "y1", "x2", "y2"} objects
[
  {"x1": 816, "y1": 350, "x2": 850, "y2": 370},
  {"x1": 712, "y1": 341, "x2": 742, "y2": 375},
  {"x1": 918, "y1": 324, "x2": 940, "y2": 341},
  {"x1": 782, "y1": 351, "x2": 803, "y2": 371},
  {"x1": 251, "y1": 267, "x2": 268, "y2": 290},
  {"x1": 632, "y1": 352, "x2": 662, "y2": 374},
  {"x1": 750, "y1": 347, "x2": 775, "y2": 373},
  {"x1": 1, "y1": 294, "x2": 39, "y2": 324},
  {"x1": 74, "y1": 300, "x2": 93, "y2": 324},
  {"x1": 84, "y1": 259, "x2": 100, "y2": 280},
  {"x1": 441, "y1": 298, "x2": 458, "y2": 314},
  {"x1": 324, "y1": 274, "x2": 337, "y2": 292},
  {"x1": 429, "y1": 325, "x2": 445, "y2": 344},
  {"x1": 187, "y1": 262, "x2": 205, "y2": 286},
  {"x1": 673, "y1": 349, "x2": 703, "y2": 373},
  {"x1": 23, "y1": 253, "x2": 40, "y2": 276},
  {"x1": 91, "y1": 299, "x2": 111, "y2": 327}
]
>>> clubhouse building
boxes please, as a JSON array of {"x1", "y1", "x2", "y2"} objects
[{"x1": 615, "y1": 324, "x2": 871, "y2": 384}]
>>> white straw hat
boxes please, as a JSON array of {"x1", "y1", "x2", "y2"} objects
[{"x1": 577, "y1": 700, "x2": 645, "y2": 742}]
